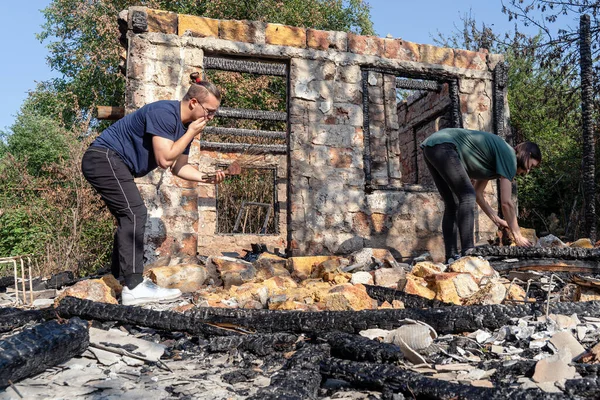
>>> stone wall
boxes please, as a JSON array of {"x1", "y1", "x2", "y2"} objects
[{"x1": 120, "y1": 7, "x2": 506, "y2": 262}]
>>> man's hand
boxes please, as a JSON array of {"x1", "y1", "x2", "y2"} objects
[
  {"x1": 202, "y1": 170, "x2": 226, "y2": 184},
  {"x1": 187, "y1": 117, "x2": 208, "y2": 138}
]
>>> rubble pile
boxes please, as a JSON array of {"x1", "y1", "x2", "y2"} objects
[{"x1": 2, "y1": 235, "x2": 600, "y2": 399}]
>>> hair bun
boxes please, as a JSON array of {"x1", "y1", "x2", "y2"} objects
[{"x1": 190, "y1": 72, "x2": 201, "y2": 84}]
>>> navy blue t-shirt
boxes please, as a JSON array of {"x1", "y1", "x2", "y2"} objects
[{"x1": 92, "y1": 100, "x2": 190, "y2": 177}]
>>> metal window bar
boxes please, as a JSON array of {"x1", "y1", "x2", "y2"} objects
[
  {"x1": 199, "y1": 141, "x2": 287, "y2": 154},
  {"x1": 204, "y1": 126, "x2": 286, "y2": 140},
  {"x1": 233, "y1": 202, "x2": 273, "y2": 234},
  {"x1": 204, "y1": 56, "x2": 287, "y2": 76}
]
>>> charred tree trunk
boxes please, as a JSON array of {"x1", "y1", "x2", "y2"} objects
[
  {"x1": 0, "y1": 307, "x2": 55, "y2": 333},
  {"x1": 317, "y1": 331, "x2": 403, "y2": 363},
  {"x1": 0, "y1": 318, "x2": 89, "y2": 389},
  {"x1": 209, "y1": 333, "x2": 299, "y2": 356},
  {"x1": 56, "y1": 296, "x2": 600, "y2": 336},
  {"x1": 55, "y1": 297, "x2": 240, "y2": 337},
  {"x1": 580, "y1": 14, "x2": 596, "y2": 242}
]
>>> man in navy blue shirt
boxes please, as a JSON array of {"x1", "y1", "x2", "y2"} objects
[{"x1": 82, "y1": 75, "x2": 239, "y2": 305}]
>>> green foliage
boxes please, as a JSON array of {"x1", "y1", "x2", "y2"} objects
[{"x1": 0, "y1": 101, "x2": 69, "y2": 177}]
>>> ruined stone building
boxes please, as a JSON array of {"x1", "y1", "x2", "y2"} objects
[{"x1": 118, "y1": 7, "x2": 510, "y2": 263}]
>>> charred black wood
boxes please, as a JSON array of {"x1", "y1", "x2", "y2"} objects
[
  {"x1": 0, "y1": 318, "x2": 89, "y2": 389},
  {"x1": 0, "y1": 276, "x2": 13, "y2": 292},
  {"x1": 203, "y1": 57, "x2": 287, "y2": 76},
  {"x1": 317, "y1": 331, "x2": 403, "y2": 363},
  {"x1": 248, "y1": 344, "x2": 330, "y2": 400},
  {"x1": 40, "y1": 271, "x2": 77, "y2": 290},
  {"x1": 468, "y1": 245, "x2": 600, "y2": 261},
  {"x1": 0, "y1": 307, "x2": 55, "y2": 333},
  {"x1": 199, "y1": 141, "x2": 287, "y2": 154},
  {"x1": 580, "y1": 14, "x2": 596, "y2": 242},
  {"x1": 490, "y1": 258, "x2": 600, "y2": 273},
  {"x1": 215, "y1": 107, "x2": 286, "y2": 121},
  {"x1": 209, "y1": 333, "x2": 299, "y2": 356},
  {"x1": 320, "y1": 358, "x2": 564, "y2": 399},
  {"x1": 190, "y1": 301, "x2": 600, "y2": 335},
  {"x1": 565, "y1": 378, "x2": 600, "y2": 398},
  {"x1": 55, "y1": 297, "x2": 240, "y2": 337},
  {"x1": 364, "y1": 284, "x2": 452, "y2": 308},
  {"x1": 56, "y1": 296, "x2": 600, "y2": 336},
  {"x1": 221, "y1": 369, "x2": 260, "y2": 384}
]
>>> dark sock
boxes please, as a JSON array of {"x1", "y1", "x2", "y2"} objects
[{"x1": 124, "y1": 273, "x2": 144, "y2": 290}]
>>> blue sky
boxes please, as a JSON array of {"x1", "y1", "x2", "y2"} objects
[{"x1": 0, "y1": 1, "x2": 575, "y2": 131}]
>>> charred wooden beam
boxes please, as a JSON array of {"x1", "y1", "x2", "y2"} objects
[
  {"x1": 199, "y1": 141, "x2": 287, "y2": 154},
  {"x1": 204, "y1": 57, "x2": 287, "y2": 76},
  {"x1": 490, "y1": 258, "x2": 600, "y2": 273},
  {"x1": 320, "y1": 358, "x2": 563, "y2": 400},
  {"x1": 469, "y1": 245, "x2": 600, "y2": 261},
  {"x1": 580, "y1": 14, "x2": 597, "y2": 242},
  {"x1": 57, "y1": 296, "x2": 600, "y2": 336},
  {"x1": 0, "y1": 318, "x2": 89, "y2": 389},
  {"x1": 0, "y1": 307, "x2": 55, "y2": 333},
  {"x1": 204, "y1": 126, "x2": 286, "y2": 140},
  {"x1": 317, "y1": 331, "x2": 403, "y2": 363},
  {"x1": 209, "y1": 333, "x2": 299, "y2": 356},
  {"x1": 364, "y1": 284, "x2": 452, "y2": 308},
  {"x1": 248, "y1": 344, "x2": 329, "y2": 400},
  {"x1": 396, "y1": 78, "x2": 441, "y2": 91},
  {"x1": 97, "y1": 106, "x2": 125, "y2": 120},
  {"x1": 216, "y1": 107, "x2": 286, "y2": 121},
  {"x1": 191, "y1": 300, "x2": 600, "y2": 335},
  {"x1": 55, "y1": 297, "x2": 240, "y2": 337}
]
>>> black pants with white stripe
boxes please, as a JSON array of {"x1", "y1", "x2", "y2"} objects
[{"x1": 82, "y1": 146, "x2": 146, "y2": 289}]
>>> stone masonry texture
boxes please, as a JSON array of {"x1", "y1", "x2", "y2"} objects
[{"x1": 120, "y1": 7, "x2": 503, "y2": 263}]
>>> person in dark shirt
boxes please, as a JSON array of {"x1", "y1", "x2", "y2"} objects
[
  {"x1": 82, "y1": 73, "x2": 240, "y2": 305},
  {"x1": 421, "y1": 128, "x2": 541, "y2": 263}
]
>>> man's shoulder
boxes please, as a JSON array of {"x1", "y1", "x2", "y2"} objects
[{"x1": 144, "y1": 100, "x2": 179, "y2": 113}]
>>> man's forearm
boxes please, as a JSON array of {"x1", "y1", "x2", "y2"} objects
[
  {"x1": 162, "y1": 130, "x2": 197, "y2": 162},
  {"x1": 171, "y1": 163, "x2": 205, "y2": 182}
]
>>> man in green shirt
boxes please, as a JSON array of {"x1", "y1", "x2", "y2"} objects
[{"x1": 421, "y1": 128, "x2": 541, "y2": 262}]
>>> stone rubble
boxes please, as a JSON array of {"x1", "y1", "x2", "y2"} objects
[{"x1": 3, "y1": 235, "x2": 600, "y2": 397}]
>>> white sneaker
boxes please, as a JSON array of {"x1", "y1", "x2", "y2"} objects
[{"x1": 121, "y1": 278, "x2": 182, "y2": 306}]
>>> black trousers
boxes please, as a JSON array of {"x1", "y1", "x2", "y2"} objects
[
  {"x1": 422, "y1": 143, "x2": 476, "y2": 261},
  {"x1": 81, "y1": 146, "x2": 146, "y2": 289}
]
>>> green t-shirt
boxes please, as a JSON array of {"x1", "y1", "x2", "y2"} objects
[{"x1": 421, "y1": 128, "x2": 517, "y2": 180}]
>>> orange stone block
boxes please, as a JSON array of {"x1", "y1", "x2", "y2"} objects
[
  {"x1": 420, "y1": 44, "x2": 454, "y2": 66},
  {"x1": 147, "y1": 9, "x2": 177, "y2": 34},
  {"x1": 219, "y1": 19, "x2": 257, "y2": 43},
  {"x1": 266, "y1": 23, "x2": 306, "y2": 48},
  {"x1": 403, "y1": 275, "x2": 436, "y2": 300},
  {"x1": 307, "y1": 29, "x2": 331, "y2": 50},
  {"x1": 383, "y1": 39, "x2": 420, "y2": 62},
  {"x1": 453, "y1": 49, "x2": 487, "y2": 70},
  {"x1": 348, "y1": 33, "x2": 384, "y2": 56},
  {"x1": 178, "y1": 14, "x2": 219, "y2": 37}
]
